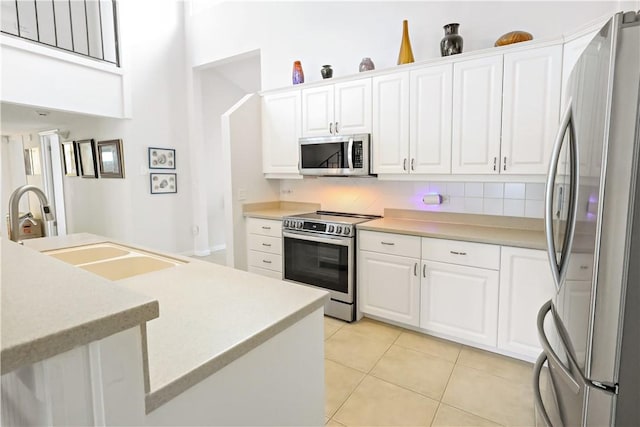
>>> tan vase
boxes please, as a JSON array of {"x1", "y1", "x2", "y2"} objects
[{"x1": 397, "y1": 20, "x2": 415, "y2": 65}]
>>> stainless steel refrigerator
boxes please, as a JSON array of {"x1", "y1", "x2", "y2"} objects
[{"x1": 533, "y1": 10, "x2": 640, "y2": 427}]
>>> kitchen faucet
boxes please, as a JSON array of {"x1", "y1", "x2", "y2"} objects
[{"x1": 8, "y1": 185, "x2": 55, "y2": 242}]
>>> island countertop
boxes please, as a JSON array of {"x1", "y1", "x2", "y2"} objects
[
  {"x1": 1, "y1": 237, "x2": 159, "y2": 375},
  {"x1": 21, "y1": 233, "x2": 329, "y2": 413}
]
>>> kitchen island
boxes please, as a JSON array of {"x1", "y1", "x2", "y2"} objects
[{"x1": 3, "y1": 234, "x2": 328, "y2": 426}]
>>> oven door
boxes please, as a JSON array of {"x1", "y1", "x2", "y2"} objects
[{"x1": 283, "y1": 230, "x2": 354, "y2": 302}]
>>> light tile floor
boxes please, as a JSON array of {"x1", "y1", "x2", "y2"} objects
[{"x1": 323, "y1": 316, "x2": 537, "y2": 427}]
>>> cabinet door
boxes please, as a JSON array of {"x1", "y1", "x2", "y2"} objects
[
  {"x1": 302, "y1": 85, "x2": 334, "y2": 137},
  {"x1": 261, "y1": 91, "x2": 301, "y2": 174},
  {"x1": 420, "y1": 260, "x2": 499, "y2": 346},
  {"x1": 501, "y1": 45, "x2": 562, "y2": 174},
  {"x1": 334, "y1": 79, "x2": 372, "y2": 135},
  {"x1": 359, "y1": 250, "x2": 420, "y2": 326},
  {"x1": 498, "y1": 247, "x2": 556, "y2": 359},
  {"x1": 451, "y1": 55, "x2": 503, "y2": 174},
  {"x1": 372, "y1": 72, "x2": 409, "y2": 174},
  {"x1": 410, "y1": 64, "x2": 453, "y2": 174}
]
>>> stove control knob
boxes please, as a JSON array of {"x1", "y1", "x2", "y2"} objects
[
  {"x1": 297, "y1": 221, "x2": 303, "y2": 229},
  {"x1": 336, "y1": 226, "x2": 342, "y2": 234},
  {"x1": 343, "y1": 226, "x2": 351, "y2": 236},
  {"x1": 328, "y1": 225, "x2": 334, "y2": 233},
  {"x1": 283, "y1": 220, "x2": 289, "y2": 227}
]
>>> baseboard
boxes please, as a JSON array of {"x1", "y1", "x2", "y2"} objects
[{"x1": 180, "y1": 244, "x2": 226, "y2": 257}]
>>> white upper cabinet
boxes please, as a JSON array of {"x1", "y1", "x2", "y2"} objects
[
  {"x1": 302, "y1": 79, "x2": 371, "y2": 137},
  {"x1": 261, "y1": 90, "x2": 301, "y2": 175},
  {"x1": 452, "y1": 55, "x2": 503, "y2": 174},
  {"x1": 410, "y1": 64, "x2": 453, "y2": 174},
  {"x1": 372, "y1": 72, "x2": 410, "y2": 174},
  {"x1": 372, "y1": 64, "x2": 452, "y2": 175},
  {"x1": 501, "y1": 45, "x2": 563, "y2": 174}
]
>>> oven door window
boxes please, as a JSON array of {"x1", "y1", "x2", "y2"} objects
[{"x1": 284, "y1": 236, "x2": 349, "y2": 294}]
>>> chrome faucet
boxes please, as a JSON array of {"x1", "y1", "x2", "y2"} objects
[{"x1": 8, "y1": 185, "x2": 55, "y2": 242}]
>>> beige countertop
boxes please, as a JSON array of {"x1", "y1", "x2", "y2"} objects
[
  {"x1": 243, "y1": 201, "x2": 320, "y2": 220},
  {"x1": 1, "y1": 237, "x2": 159, "y2": 375},
  {"x1": 356, "y1": 210, "x2": 548, "y2": 250},
  {"x1": 21, "y1": 233, "x2": 328, "y2": 413}
]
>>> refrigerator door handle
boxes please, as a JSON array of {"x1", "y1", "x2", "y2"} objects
[
  {"x1": 544, "y1": 100, "x2": 580, "y2": 290},
  {"x1": 537, "y1": 301, "x2": 581, "y2": 394},
  {"x1": 533, "y1": 352, "x2": 553, "y2": 427}
]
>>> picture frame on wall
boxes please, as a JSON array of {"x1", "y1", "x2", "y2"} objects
[
  {"x1": 97, "y1": 139, "x2": 125, "y2": 178},
  {"x1": 148, "y1": 147, "x2": 175, "y2": 169},
  {"x1": 150, "y1": 173, "x2": 177, "y2": 194},
  {"x1": 61, "y1": 141, "x2": 79, "y2": 177},
  {"x1": 77, "y1": 139, "x2": 98, "y2": 178}
]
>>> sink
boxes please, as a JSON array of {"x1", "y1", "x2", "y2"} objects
[{"x1": 44, "y1": 242, "x2": 186, "y2": 280}]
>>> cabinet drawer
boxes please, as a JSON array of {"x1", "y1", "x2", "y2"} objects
[
  {"x1": 422, "y1": 238, "x2": 500, "y2": 270},
  {"x1": 248, "y1": 266, "x2": 283, "y2": 280},
  {"x1": 359, "y1": 230, "x2": 421, "y2": 258},
  {"x1": 248, "y1": 251, "x2": 282, "y2": 272},
  {"x1": 248, "y1": 235, "x2": 282, "y2": 255},
  {"x1": 566, "y1": 253, "x2": 593, "y2": 281},
  {"x1": 247, "y1": 218, "x2": 282, "y2": 237}
]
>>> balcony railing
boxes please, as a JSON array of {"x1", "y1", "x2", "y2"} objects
[{"x1": 1, "y1": 0, "x2": 120, "y2": 66}]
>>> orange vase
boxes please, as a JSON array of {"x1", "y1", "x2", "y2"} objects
[{"x1": 397, "y1": 20, "x2": 415, "y2": 65}]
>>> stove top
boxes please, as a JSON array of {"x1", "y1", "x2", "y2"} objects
[{"x1": 283, "y1": 211, "x2": 382, "y2": 237}]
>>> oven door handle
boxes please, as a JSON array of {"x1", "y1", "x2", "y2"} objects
[{"x1": 283, "y1": 230, "x2": 351, "y2": 246}]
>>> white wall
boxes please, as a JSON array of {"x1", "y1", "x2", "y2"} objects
[
  {"x1": 2, "y1": 0, "x2": 195, "y2": 253},
  {"x1": 200, "y1": 54, "x2": 261, "y2": 251},
  {"x1": 222, "y1": 94, "x2": 279, "y2": 269},
  {"x1": 188, "y1": 1, "x2": 633, "y2": 91}
]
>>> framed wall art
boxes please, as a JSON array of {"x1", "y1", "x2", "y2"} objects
[
  {"x1": 76, "y1": 139, "x2": 98, "y2": 178},
  {"x1": 148, "y1": 147, "x2": 175, "y2": 169},
  {"x1": 150, "y1": 173, "x2": 177, "y2": 194},
  {"x1": 61, "y1": 141, "x2": 79, "y2": 176},
  {"x1": 97, "y1": 139, "x2": 125, "y2": 178}
]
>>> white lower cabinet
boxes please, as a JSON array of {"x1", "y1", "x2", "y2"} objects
[
  {"x1": 420, "y1": 260, "x2": 499, "y2": 347},
  {"x1": 358, "y1": 250, "x2": 420, "y2": 326},
  {"x1": 246, "y1": 218, "x2": 283, "y2": 278},
  {"x1": 498, "y1": 246, "x2": 556, "y2": 359}
]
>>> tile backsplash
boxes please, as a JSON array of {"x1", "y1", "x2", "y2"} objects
[{"x1": 279, "y1": 179, "x2": 547, "y2": 218}]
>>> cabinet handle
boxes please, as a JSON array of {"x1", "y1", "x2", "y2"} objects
[
  {"x1": 261, "y1": 226, "x2": 271, "y2": 230},
  {"x1": 403, "y1": 158, "x2": 407, "y2": 171},
  {"x1": 493, "y1": 157, "x2": 497, "y2": 171},
  {"x1": 450, "y1": 250, "x2": 467, "y2": 256},
  {"x1": 580, "y1": 265, "x2": 589, "y2": 270},
  {"x1": 381, "y1": 241, "x2": 395, "y2": 246},
  {"x1": 414, "y1": 263, "x2": 418, "y2": 276},
  {"x1": 503, "y1": 156, "x2": 507, "y2": 171},
  {"x1": 422, "y1": 264, "x2": 426, "y2": 278},
  {"x1": 329, "y1": 122, "x2": 333, "y2": 134},
  {"x1": 411, "y1": 158, "x2": 415, "y2": 171},
  {"x1": 262, "y1": 243, "x2": 272, "y2": 247},
  {"x1": 335, "y1": 122, "x2": 339, "y2": 133},
  {"x1": 262, "y1": 259, "x2": 272, "y2": 264}
]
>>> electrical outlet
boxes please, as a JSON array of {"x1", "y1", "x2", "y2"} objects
[
  {"x1": 238, "y1": 188, "x2": 247, "y2": 200},
  {"x1": 281, "y1": 189, "x2": 293, "y2": 194}
]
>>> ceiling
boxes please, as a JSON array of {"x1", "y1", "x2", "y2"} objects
[{"x1": 0, "y1": 102, "x2": 95, "y2": 136}]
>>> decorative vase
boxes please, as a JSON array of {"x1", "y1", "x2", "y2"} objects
[
  {"x1": 292, "y1": 61, "x2": 304, "y2": 85},
  {"x1": 495, "y1": 30, "x2": 533, "y2": 46},
  {"x1": 397, "y1": 20, "x2": 415, "y2": 65},
  {"x1": 321, "y1": 65, "x2": 333, "y2": 79},
  {"x1": 440, "y1": 23, "x2": 463, "y2": 56},
  {"x1": 359, "y1": 57, "x2": 375, "y2": 72}
]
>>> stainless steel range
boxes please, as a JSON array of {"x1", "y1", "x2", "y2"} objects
[{"x1": 282, "y1": 211, "x2": 381, "y2": 322}]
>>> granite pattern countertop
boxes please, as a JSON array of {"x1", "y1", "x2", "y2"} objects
[
  {"x1": 356, "y1": 210, "x2": 548, "y2": 250},
  {"x1": 21, "y1": 233, "x2": 328, "y2": 413},
  {"x1": 2, "y1": 237, "x2": 159, "y2": 375}
]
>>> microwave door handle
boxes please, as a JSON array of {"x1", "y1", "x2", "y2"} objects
[
  {"x1": 545, "y1": 100, "x2": 572, "y2": 291},
  {"x1": 347, "y1": 138, "x2": 354, "y2": 170}
]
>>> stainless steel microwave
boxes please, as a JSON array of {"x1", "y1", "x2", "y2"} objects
[{"x1": 299, "y1": 134, "x2": 371, "y2": 176}]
